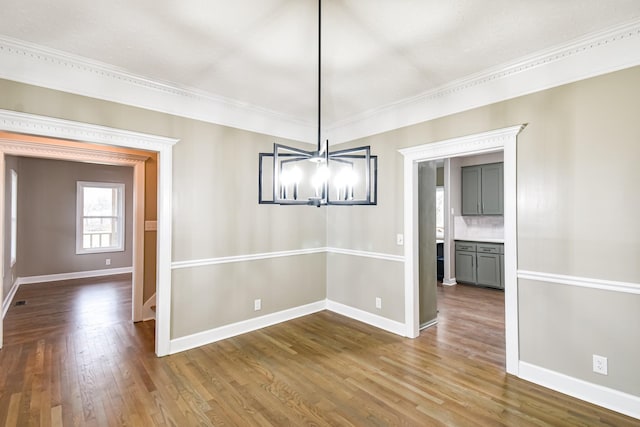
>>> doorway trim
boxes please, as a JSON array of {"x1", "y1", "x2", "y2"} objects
[
  {"x1": 399, "y1": 124, "x2": 525, "y2": 375},
  {"x1": 0, "y1": 109, "x2": 177, "y2": 356}
]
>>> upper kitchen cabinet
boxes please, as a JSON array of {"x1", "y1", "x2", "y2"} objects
[{"x1": 461, "y1": 162, "x2": 503, "y2": 215}]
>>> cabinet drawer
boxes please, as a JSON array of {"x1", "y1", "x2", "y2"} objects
[
  {"x1": 477, "y1": 243, "x2": 502, "y2": 254},
  {"x1": 455, "y1": 241, "x2": 476, "y2": 252}
]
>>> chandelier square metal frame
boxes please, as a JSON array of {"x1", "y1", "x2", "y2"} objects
[{"x1": 258, "y1": 0, "x2": 378, "y2": 207}]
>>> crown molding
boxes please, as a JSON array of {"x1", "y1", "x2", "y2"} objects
[
  {"x1": 328, "y1": 18, "x2": 640, "y2": 143},
  {"x1": 0, "y1": 137, "x2": 148, "y2": 165},
  {"x1": 0, "y1": 36, "x2": 315, "y2": 143},
  {"x1": 0, "y1": 109, "x2": 177, "y2": 152},
  {"x1": 1, "y1": 18, "x2": 639, "y2": 144},
  {"x1": 398, "y1": 124, "x2": 525, "y2": 160}
]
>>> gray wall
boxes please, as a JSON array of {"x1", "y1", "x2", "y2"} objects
[
  {"x1": 16, "y1": 157, "x2": 134, "y2": 277},
  {"x1": 3, "y1": 155, "x2": 19, "y2": 302},
  {"x1": 326, "y1": 66, "x2": 640, "y2": 397}
]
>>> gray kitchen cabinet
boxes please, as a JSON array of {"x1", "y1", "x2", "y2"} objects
[
  {"x1": 455, "y1": 241, "x2": 504, "y2": 289},
  {"x1": 476, "y1": 253, "x2": 501, "y2": 288},
  {"x1": 461, "y1": 162, "x2": 503, "y2": 215},
  {"x1": 461, "y1": 166, "x2": 481, "y2": 215},
  {"x1": 480, "y1": 163, "x2": 503, "y2": 214},
  {"x1": 455, "y1": 241, "x2": 477, "y2": 284},
  {"x1": 455, "y1": 250, "x2": 476, "y2": 284}
]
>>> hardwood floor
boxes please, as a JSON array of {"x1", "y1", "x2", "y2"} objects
[{"x1": 1, "y1": 278, "x2": 637, "y2": 426}]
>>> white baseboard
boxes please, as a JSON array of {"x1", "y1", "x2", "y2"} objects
[
  {"x1": 169, "y1": 300, "x2": 326, "y2": 354},
  {"x1": 2, "y1": 278, "x2": 21, "y2": 318},
  {"x1": 442, "y1": 278, "x2": 457, "y2": 286},
  {"x1": 326, "y1": 299, "x2": 406, "y2": 336},
  {"x1": 169, "y1": 299, "x2": 409, "y2": 355},
  {"x1": 142, "y1": 293, "x2": 156, "y2": 321},
  {"x1": 420, "y1": 318, "x2": 438, "y2": 330},
  {"x1": 16, "y1": 267, "x2": 133, "y2": 285},
  {"x1": 519, "y1": 361, "x2": 640, "y2": 420}
]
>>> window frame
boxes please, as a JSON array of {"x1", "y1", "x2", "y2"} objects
[
  {"x1": 10, "y1": 169, "x2": 17, "y2": 267},
  {"x1": 76, "y1": 181, "x2": 125, "y2": 255}
]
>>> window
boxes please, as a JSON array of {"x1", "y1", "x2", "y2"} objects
[
  {"x1": 436, "y1": 186, "x2": 444, "y2": 239},
  {"x1": 76, "y1": 181, "x2": 125, "y2": 254},
  {"x1": 10, "y1": 169, "x2": 17, "y2": 266}
]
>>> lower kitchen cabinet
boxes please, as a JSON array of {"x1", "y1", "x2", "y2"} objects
[
  {"x1": 455, "y1": 240, "x2": 504, "y2": 289},
  {"x1": 476, "y1": 253, "x2": 501, "y2": 287},
  {"x1": 455, "y1": 250, "x2": 476, "y2": 284}
]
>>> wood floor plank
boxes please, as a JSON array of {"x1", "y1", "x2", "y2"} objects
[{"x1": 1, "y1": 276, "x2": 638, "y2": 426}]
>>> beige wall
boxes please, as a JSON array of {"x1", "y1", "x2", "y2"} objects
[
  {"x1": 0, "y1": 78, "x2": 327, "y2": 340},
  {"x1": 519, "y1": 279, "x2": 640, "y2": 396},
  {"x1": 327, "y1": 66, "x2": 640, "y2": 397},
  {"x1": 326, "y1": 253, "x2": 404, "y2": 322},
  {"x1": 16, "y1": 157, "x2": 134, "y2": 277},
  {"x1": 1, "y1": 65, "x2": 639, "y2": 398},
  {"x1": 171, "y1": 254, "x2": 326, "y2": 338}
]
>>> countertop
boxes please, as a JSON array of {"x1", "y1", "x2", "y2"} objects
[{"x1": 454, "y1": 237, "x2": 504, "y2": 244}]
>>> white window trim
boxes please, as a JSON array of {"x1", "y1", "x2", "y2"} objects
[
  {"x1": 10, "y1": 169, "x2": 17, "y2": 267},
  {"x1": 76, "y1": 181, "x2": 125, "y2": 255}
]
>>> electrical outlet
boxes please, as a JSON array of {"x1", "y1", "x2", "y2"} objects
[
  {"x1": 375, "y1": 297, "x2": 382, "y2": 309},
  {"x1": 105, "y1": 258, "x2": 111, "y2": 266},
  {"x1": 254, "y1": 299, "x2": 261, "y2": 311},
  {"x1": 593, "y1": 354, "x2": 608, "y2": 375},
  {"x1": 396, "y1": 234, "x2": 404, "y2": 245}
]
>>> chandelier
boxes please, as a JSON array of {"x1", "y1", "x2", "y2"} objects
[{"x1": 258, "y1": 0, "x2": 377, "y2": 207}]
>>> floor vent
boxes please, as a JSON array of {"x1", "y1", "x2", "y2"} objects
[{"x1": 15, "y1": 300, "x2": 26, "y2": 306}]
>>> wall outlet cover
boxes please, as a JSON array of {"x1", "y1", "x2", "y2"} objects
[
  {"x1": 254, "y1": 299, "x2": 262, "y2": 311},
  {"x1": 593, "y1": 354, "x2": 608, "y2": 375}
]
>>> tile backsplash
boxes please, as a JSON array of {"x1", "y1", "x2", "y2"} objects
[{"x1": 454, "y1": 215, "x2": 504, "y2": 240}]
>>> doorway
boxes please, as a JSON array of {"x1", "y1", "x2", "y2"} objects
[
  {"x1": 0, "y1": 109, "x2": 177, "y2": 356},
  {"x1": 400, "y1": 124, "x2": 525, "y2": 375}
]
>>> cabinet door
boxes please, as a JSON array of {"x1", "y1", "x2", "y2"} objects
[
  {"x1": 477, "y1": 253, "x2": 501, "y2": 288},
  {"x1": 461, "y1": 166, "x2": 481, "y2": 215},
  {"x1": 500, "y1": 255, "x2": 505, "y2": 289},
  {"x1": 481, "y1": 163, "x2": 503, "y2": 215},
  {"x1": 455, "y1": 251, "x2": 476, "y2": 284}
]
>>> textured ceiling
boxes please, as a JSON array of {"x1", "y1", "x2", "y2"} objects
[{"x1": 1, "y1": 0, "x2": 640, "y2": 128}]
